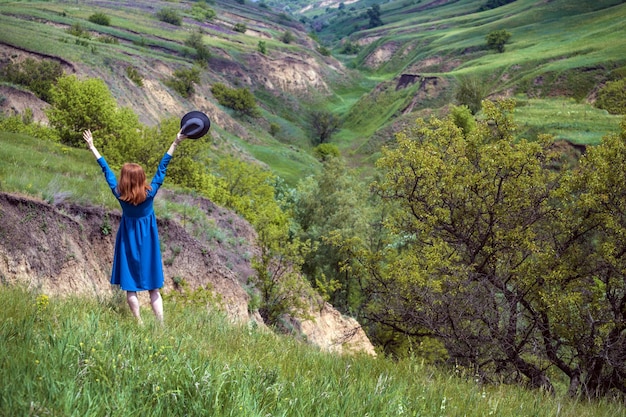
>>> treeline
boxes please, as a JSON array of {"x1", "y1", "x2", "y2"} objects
[{"x1": 2, "y1": 64, "x2": 626, "y2": 398}]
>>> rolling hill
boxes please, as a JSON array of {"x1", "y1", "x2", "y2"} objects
[{"x1": 0, "y1": 0, "x2": 624, "y2": 182}]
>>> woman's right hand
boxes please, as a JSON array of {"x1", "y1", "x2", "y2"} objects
[{"x1": 83, "y1": 129, "x2": 94, "y2": 148}]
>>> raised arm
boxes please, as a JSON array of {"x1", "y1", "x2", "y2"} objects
[
  {"x1": 167, "y1": 130, "x2": 187, "y2": 156},
  {"x1": 83, "y1": 129, "x2": 102, "y2": 160}
]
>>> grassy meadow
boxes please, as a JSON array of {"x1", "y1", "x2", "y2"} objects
[{"x1": 2, "y1": 285, "x2": 625, "y2": 417}]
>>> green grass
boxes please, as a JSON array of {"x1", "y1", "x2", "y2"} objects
[
  {"x1": 513, "y1": 97, "x2": 622, "y2": 145},
  {"x1": 2, "y1": 285, "x2": 625, "y2": 417},
  {"x1": 0, "y1": 132, "x2": 117, "y2": 207}
]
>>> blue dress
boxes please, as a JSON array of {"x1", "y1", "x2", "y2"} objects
[{"x1": 97, "y1": 154, "x2": 172, "y2": 292}]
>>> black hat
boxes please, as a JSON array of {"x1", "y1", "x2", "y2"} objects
[{"x1": 180, "y1": 111, "x2": 211, "y2": 139}]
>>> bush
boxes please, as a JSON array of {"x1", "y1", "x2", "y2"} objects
[
  {"x1": 233, "y1": 23, "x2": 247, "y2": 33},
  {"x1": 125, "y1": 66, "x2": 143, "y2": 87},
  {"x1": 280, "y1": 30, "x2": 295, "y2": 44},
  {"x1": 211, "y1": 83, "x2": 260, "y2": 117},
  {"x1": 595, "y1": 79, "x2": 626, "y2": 115},
  {"x1": 191, "y1": 2, "x2": 216, "y2": 22},
  {"x1": 0, "y1": 58, "x2": 64, "y2": 102},
  {"x1": 156, "y1": 8, "x2": 182, "y2": 26},
  {"x1": 88, "y1": 12, "x2": 110, "y2": 26},
  {"x1": 486, "y1": 29, "x2": 511, "y2": 53},
  {"x1": 165, "y1": 67, "x2": 201, "y2": 98}
]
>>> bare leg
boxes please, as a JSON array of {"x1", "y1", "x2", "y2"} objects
[
  {"x1": 149, "y1": 289, "x2": 164, "y2": 324},
  {"x1": 126, "y1": 291, "x2": 142, "y2": 323}
]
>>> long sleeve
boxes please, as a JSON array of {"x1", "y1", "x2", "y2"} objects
[
  {"x1": 148, "y1": 153, "x2": 173, "y2": 197},
  {"x1": 97, "y1": 156, "x2": 120, "y2": 198}
]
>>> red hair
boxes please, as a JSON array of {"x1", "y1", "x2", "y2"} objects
[{"x1": 118, "y1": 163, "x2": 152, "y2": 205}]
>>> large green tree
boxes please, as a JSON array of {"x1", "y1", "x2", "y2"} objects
[
  {"x1": 371, "y1": 100, "x2": 564, "y2": 390},
  {"x1": 46, "y1": 75, "x2": 140, "y2": 154}
]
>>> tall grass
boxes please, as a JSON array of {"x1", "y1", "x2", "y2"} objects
[{"x1": 1, "y1": 285, "x2": 624, "y2": 416}]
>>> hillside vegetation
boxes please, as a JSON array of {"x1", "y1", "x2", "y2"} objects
[
  {"x1": 2, "y1": 285, "x2": 625, "y2": 416},
  {"x1": 3, "y1": 0, "x2": 626, "y2": 408}
]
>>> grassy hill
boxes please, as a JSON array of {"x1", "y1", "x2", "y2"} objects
[
  {"x1": 2, "y1": 285, "x2": 625, "y2": 416},
  {"x1": 1, "y1": 0, "x2": 624, "y2": 180}
]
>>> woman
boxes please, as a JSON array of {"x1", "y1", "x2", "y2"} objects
[{"x1": 83, "y1": 129, "x2": 187, "y2": 324}]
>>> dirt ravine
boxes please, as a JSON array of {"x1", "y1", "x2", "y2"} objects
[{"x1": 0, "y1": 191, "x2": 376, "y2": 356}]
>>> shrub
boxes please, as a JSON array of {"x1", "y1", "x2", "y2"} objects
[
  {"x1": 156, "y1": 8, "x2": 182, "y2": 26},
  {"x1": 340, "y1": 40, "x2": 360, "y2": 55},
  {"x1": 280, "y1": 30, "x2": 295, "y2": 44},
  {"x1": 88, "y1": 12, "x2": 110, "y2": 26},
  {"x1": 211, "y1": 83, "x2": 259, "y2": 117},
  {"x1": 258, "y1": 40, "x2": 267, "y2": 55},
  {"x1": 125, "y1": 66, "x2": 143, "y2": 87},
  {"x1": 0, "y1": 58, "x2": 64, "y2": 102},
  {"x1": 66, "y1": 22, "x2": 90, "y2": 38},
  {"x1": 165, "y1": 67, "x2": 201, "y2": 98},
  {"x1": 191, "y1": 2, "x2": 216, "y2": 22},
  {"x1": 313, "y1": 143, "x2": 340, "y2": 161},
  {"x1": 486, "y1": 29, "x2": 511, "y2": 53},
  {"x1": 233, "y1": 23, "x2": 247, "y2": 33},
  {"x1": 595, "y1": 79, "x2": 626, "y2": 115}
]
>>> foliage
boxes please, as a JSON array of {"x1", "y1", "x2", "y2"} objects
[
  {"x1": 367, "y1": 4, "x2": 383, "y2": 29},
  {"x1": 340, "y1": 40, "x2": 360, "y2": 55},
  {"x1": 449, "y1": 104, "x2": 476, "y2": 136},
  {"x1": 184, "y1": 30, "x2": 211, "y2": 65},
  {"x1": 125, "y1": 66, "x2": 143, "y2": 87},
  {"x1": 310, "y1": 110, "x2": 341, "y2": 144},
  {"x1": 0, "y1": 114, "x2": 59, "y2": 142},
  {"x1": 190, "y1": 1, "x2": 216, "y2": 22},
  {"x1": 595, "y1": 79, "x2": 626, "y2": 115},
  {"x1": 233, "y1": 23, "x2": 247, "y2": 33},
  {"x1": 486, "y1": 29, "x2": 512, "y2": 53},
  {"x1": 369, "y1": 100, "x2": 626, "y2": 398},
  {"x1": 312, "y1": 143, "x2": 340, "y2": 161},
  {"x1": 317, "y1": 45, "x2": 331, "y2": 56},
  {"x1": 455, "y1": 74, "x2": 491, "y2": 114},
  {"x1": 258, "y1": 40, "x2": 267, "y2": 55},
  {"x1": 66, "y1": 22, "x2": 91, "y2": 39},
  {"x1": 292, "y1": 157, "x2": 375, "y2": 313},
  {"x1": 156, "y1": 7, "x2": 182, "y2": 26},
  {"x1": 45, "y1": 75, "x2": 140, "y2": 152},
  {"x1": 164, "y1": 66, "x2": 201, "y2": 98},
  {"x1": 88, "y1": 12, "x2": 110, "y2": 26},
  {"x1": 4, "y1": 286, "x2": 623, "y2": 416},
  {"x1": 280, "y1": 30, "x2": 295, "y2": 44},
  {"x1": 0, "y1": 58, "x2": 64, "y2": 102},
  {"x1": 211, "y1": 83, "x2": 260, "y2": 117}
]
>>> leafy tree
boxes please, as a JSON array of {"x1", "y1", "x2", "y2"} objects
[
  {"x1": 293, "y1": 157, "x2": 374, "y2": 313},
  {"x1": 156, "y1": 8, "x2": 182, "y2": 26},
  {"x1": 165, "y1": 67, "x2": 201, "y2": 98},
  {"x1": 88, "y1": 12, "x2": 110, "y2": 26},
  {"x1": 46, "y1": 75, "x2": 140, "y2": 150},
  {"x1": 595, "y1": 79, "x2": 626, "y2": 115},
  {"x1": 310, "y1": 110, "x2": 341, "y2": 144},
  {"x1": 211, "y1": 83, "x2": 260, "y2": 117},
  {"x1": 367, "y1": 4, "x2": 383, "y2": 28},
  {"x1": 0, "y1": 58, "x2": 63, "y2": 102},
  {"x1": 371, "y1": 99, "x2": 565, "y2": 390},
  {"x1": 486, "y1": 29, "x2": 512, "y2": 53}
]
